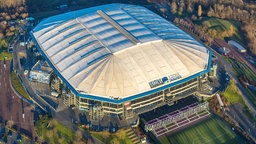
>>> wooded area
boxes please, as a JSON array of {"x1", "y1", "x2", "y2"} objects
[
  {"x1": 153, "y1": 0, "x2": 256, "y2": 55},
  {"x1": 0, "y1": 0, "x2": 28, "y2": 50},
  {"x1": 0, "y1": 0, "x2": 255, "y2": 55},
  {"x1": 0, "y1": 0, "x2": 25, "y2": 8}
]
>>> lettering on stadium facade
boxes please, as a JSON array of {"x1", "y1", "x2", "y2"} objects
[{"x1": 148, "y1": 73, "x2": 182, "y2": 88}]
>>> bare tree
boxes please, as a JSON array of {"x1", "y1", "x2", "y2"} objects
[
  {"x1": 171, "y1": 1, "x2": 177, "y2": 14},
  {"x1": 198, "y1": 5, "x2": 202, "y2": 17}
]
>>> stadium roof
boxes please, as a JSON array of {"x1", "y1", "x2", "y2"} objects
[{"x1": 31, "y1": 3, "x2": 210, "y2": 102}]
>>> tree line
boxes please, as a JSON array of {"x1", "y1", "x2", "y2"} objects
[
  {"x1": 0, "y1": 0, "x2": 25, "y2": 8},
  {"x1": 166, "y1": 0, "x2": 256, "y2": 55},
  {"x1": 0, "y1": 1, "x2": 28, "y2": 50}
]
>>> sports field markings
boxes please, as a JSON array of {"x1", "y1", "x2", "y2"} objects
[
  {"x1": 192, "y1": 133, "x2": 228, "y2": 144},
  {"x1": 167, "y1": 116, "x2": 237, "y2": 144},
  {"x1": 192, "y1": 117, "x2": 236, "y2": 144}
]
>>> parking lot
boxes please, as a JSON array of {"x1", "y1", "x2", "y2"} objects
[{"x1": 0, "y1": 60, "x2": 35, "y2": 140}]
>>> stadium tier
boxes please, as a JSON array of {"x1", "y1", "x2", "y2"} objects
[
  {"x1": 140, "y1": 96, "x2": 210, "y2": 137},
  {"x1": 30, "y1": 3, "x2": 212, "y2": 119}
]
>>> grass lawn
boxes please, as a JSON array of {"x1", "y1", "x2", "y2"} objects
[
  {"x1": 0, "y1": 35, "x2": 15, "y2": 51},
  {"x1": 0, "y1": 52, "x2": 13, "y2": 60},
  {"x1": 195, "y1": 17, "x2": 244, "y2": 45},
  {"x1": 35, "y1": 115, "x2": 75, "y2": 144},
  {"x1": 223, "y1": 79, "x2": 245, "y2": 106},
  {"x1": 159, "y1": 116, "x2": 246, "y2": 144},
  {"x1": 226, "y1": 58, "x2": 256, "y2": 106},
  {"x1": 11, "y1": 71, "x2": 30, "y2": 100},
  {"x1": 91, "y1": 129, "x2": 133, "y2": 144},
  {"x1": 222, "y1": 59, "x2": 256, "y2": 120},
  {"x1": 20, "y1": 138, "x2": 26, "y2": 144}
]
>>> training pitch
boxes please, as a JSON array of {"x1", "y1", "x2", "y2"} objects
[{"x1": 158, "y1": 116, "x2": 246, "y2": 144}]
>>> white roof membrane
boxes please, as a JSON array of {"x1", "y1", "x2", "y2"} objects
[{"x1": 31, "y1": 4, "x2": 210, "y2": 99}]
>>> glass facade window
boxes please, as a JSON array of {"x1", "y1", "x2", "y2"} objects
[
  {"x1": 80, "y1": 103, "x2": 88, "y2": 107},
  {"x1": 103, "y1": 102, "x2": 109, "y2": 107},
  {"x1": 131, "y1": 92, "x2": 163, "y2": 105},
  {"x1": 80, "y1": 98, "x2": 88, "y2": 103},
  {"x1": 109, "y1": 103, "x2": 117, "y2": 108}
]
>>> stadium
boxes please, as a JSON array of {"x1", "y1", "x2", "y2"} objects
[{"x1": 30, "y1": 3, "x2": 212, "y2": 121}]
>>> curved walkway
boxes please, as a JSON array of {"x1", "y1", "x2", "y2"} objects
[{"x1": 8, "y1": 65, "x2": 33, "y2": 104}]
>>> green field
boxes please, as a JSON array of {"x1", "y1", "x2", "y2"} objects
[
  {"x1": 91, "y1": 129, "x2": 133, "y2": 144},
  {"x1": 35, "y1": 115, "x2": 76, "y2": 144},
  {"x1": 159, "y1": 116, "x2": 246, "y2": 144},
  {"x1": 196, "y1": 18, "x2": 244, "y2": 45},
  {"x1": 0, "y1": 52, "x2": 13, "y2": 60},
  {"x1": 11, "y1": 71, "x2": 31, "y2": 100},
  {"x1": 223, "y1": 79, "x2": 245, "y2": 106},
  {"x1": 226, "y1": 58, "x2": 256, "y2": 107}
]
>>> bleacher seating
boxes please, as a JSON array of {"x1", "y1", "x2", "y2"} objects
[
  {"x1": 153, "y1": 110, "x2": 210, "y2": 137},
  {"x1": 140, "y1": 96, "x2": 198, "y2": 122}
]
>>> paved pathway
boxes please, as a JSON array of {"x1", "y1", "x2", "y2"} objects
[{"x1": 12, "y1": 38, "x2": 104, "y2": 143}]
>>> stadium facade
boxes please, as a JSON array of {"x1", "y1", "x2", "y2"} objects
[{"x1": 30, "y1": 3, "x2": 212, "y2": 120}]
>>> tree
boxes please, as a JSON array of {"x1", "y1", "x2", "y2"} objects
[
  {"x1": 116, "y1": 129, "x2": 126, "y2": 140},
  {"x1": 242, "y1": 22, "x2": 256, "y2": 55},
  {"x1": 217, "y1": 4, "x2": 225, "y2": 18},
  {"x1": 21, "y1": 13, "x2": 28, "y2": 19},
  {"x1": 75, "y1": 130, "x2": 83, "y2": 140},
  {"x1": 5, "y1": 15, "x2": 11, "y2": 21},
  {"x1": 0, "y1": 33, "x2": 3, "y2": 39},
  {"x1": 110, "y1": 138, "x2": 120, "y2": 144},
  {"x1": 229, "y1": 25, "x2": 235, "y2": 35},
  {"x1": 187, "y1": 3, "x2": 193, "y2": 13},
  {"x1": 171, "y1": 1, "x2": 177, "y2": 14},
  {"x1": 207, "y1": 29, "x2": 218, "y2": 38},
  {"x1": 202, "y1": 21, "x2": 210, "y2": 31},
  {"x1": 250, "y1": 10, "x2": 254, "y2": 15},
  {"x1": 0, "y1": 39, "x2": 8, "y2": 48},
  {"x1": 191, "y1": 14, "x2": 197, "y2": 21},
  {"x1": 101, "y1": 130, "x2": 110, "y2": 139},
  {"x1": 207, "y1": 7, "x2": 214, "y2": 17},
  {"x1": 225, "y1": 6, "x2": 233, "y2": 19},
  {"x1": 0, "y1": 0, "x2": 23, "y2": 8},
  {"x1": 221, "y1": 30, "x2": 229, "y2": 38},
  {"x1": 178, "y1": 1, "x2": 185, "y2": 16},
  {"x1": 198, "y1": 5, "x2": 202, "y2": 17},
  {"x1": 73, "y1": 130, "x2": 86, "y2": 144},
  {"x1": 11, "y1": 14, "x2": 16, "y2": 19}
]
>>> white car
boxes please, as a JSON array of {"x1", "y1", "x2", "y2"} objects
[{"x1": 141, "y1": 137, "x2": 147, "y2": 143}]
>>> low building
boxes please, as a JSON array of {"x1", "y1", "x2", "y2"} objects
[
  {"x1": 228, "y1": 40, "x2": 247, "y2": 53},
  {"x1": 28, "y1": 60, "x2": 52, "y2": 84},
  {"x1": 209, "y1": 63, "x2": 217, "y2": 77}
]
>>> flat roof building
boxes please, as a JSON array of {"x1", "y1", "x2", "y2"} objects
[
  {"x1": 228, "y1": 40, "x2": 247, "y2": 53},
  {"x1": 28, "y1": 60, "x2": 52, "y2": 84},
  {"x1": 30, "y1": 4, "x2": 211, "y2": 120}
]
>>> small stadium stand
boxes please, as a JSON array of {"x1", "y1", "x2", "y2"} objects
[
  {"x1": 140, "y1": 96, "x2": 198, "y2": 122},
  {"x1": 139, "y1": 96, "x2": 210, "y2": 137}
]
